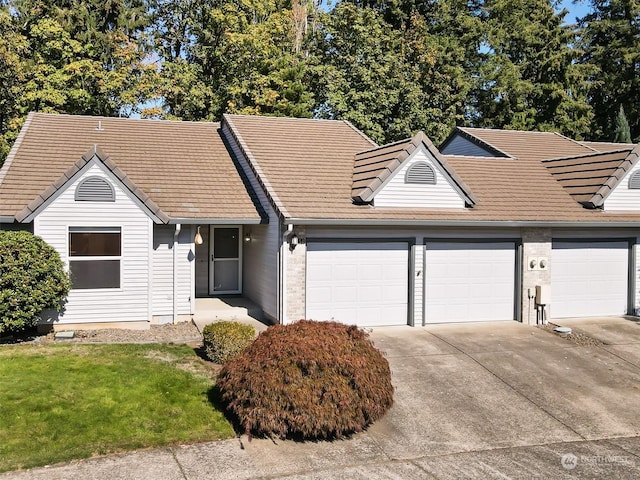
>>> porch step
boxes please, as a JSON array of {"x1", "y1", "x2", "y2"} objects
[{"x1": 193, "y1": 298, "x2": 269, "y2": 333}]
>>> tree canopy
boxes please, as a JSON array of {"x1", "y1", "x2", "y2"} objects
[{"x1": 0, "y1": 0, "x2": 637, "y2": 165}]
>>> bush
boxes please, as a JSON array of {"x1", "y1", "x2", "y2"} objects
[
  {"x1": 216, "y1": 320, "x2": 394, "y2": 440},
  {"x1": 202, "y1": 321, "x2": 256, "y2": 364},
  {"x1": 0, "y1": 231, "x2": 71, "y2": 334}
]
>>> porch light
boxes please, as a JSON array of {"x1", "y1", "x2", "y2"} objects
[
  {"x1": 244, "y1": 231, "x2": 252, "y2": 243},
  {"x1": 194, "y1": 226, "x2": 203, "y2": 245},
  {"x1": 290, "y1": 234, "x2": 299, "y2": 246}
]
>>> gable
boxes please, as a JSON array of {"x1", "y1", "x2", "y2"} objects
[
  {"x1": 19, "y1": 151, "x2": 167, "y2": 223},
  {"x1": 440, "y1": 134, "x2": 503, "y2": 157},
  {"x1": 374, "y1": 147, "x2": 467, "y2": 208},
  {"x1": 603, "y1": 146, "x2": 640, "y2": 211}
]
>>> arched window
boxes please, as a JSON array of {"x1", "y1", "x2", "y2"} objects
[
  {"x1": 405, "y1": 162, "x2": 436, "y2": 185},
  {"x1": 75, "y1": 176, "x2": 115, "y2": 202},
  {"x1": 629, "y1": 171, "x2": 640, "y2": 189}
]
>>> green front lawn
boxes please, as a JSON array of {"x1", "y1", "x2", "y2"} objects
[{"x1": 0, "y1": 343, "x2": 234, "y2": 472}]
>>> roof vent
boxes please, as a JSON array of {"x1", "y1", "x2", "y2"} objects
[
  {"x1": 629, "y1": 171, "x2": 640, "y2": 189},
  {"x1": 75, "y1": 176, "x2": 115, "y2": 202},
  {"x1": 405, "y1": 162, "x2": 436, "y2": 185}
]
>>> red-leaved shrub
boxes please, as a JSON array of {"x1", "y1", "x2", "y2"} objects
[{"x1": 215, "y1": 320, "x2": 393, "y2": 439}]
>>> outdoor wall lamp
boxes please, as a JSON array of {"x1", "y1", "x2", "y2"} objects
[
  {"x1": 290, "y1": 234, "x2": 299, "y2": 246},
  {"x1": 194, "y1": 226, "x2": 203, "y2": 245},
  {"x1": 244, "y1": 231, "x2": 252, "y2": 243}
]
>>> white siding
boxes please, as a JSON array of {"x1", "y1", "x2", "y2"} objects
[
  {"x1": 605, "y1": 161, "x2": 640, "y2": 211},
  {"x1": 374, "y1": 150, "x2": 465, "y2": 208},
  {"x1": 34, "y1": 164, "x2": 152, "y2": 324},
  {"x1": 152, "y1": 224, "x2": 193, "y2": 317},
  {"x1": 441, "y1": 135, "x2": 497, "y2": 157},
  {"x1": 222, "y1": 123, "x2": 280, "y2": 320}
]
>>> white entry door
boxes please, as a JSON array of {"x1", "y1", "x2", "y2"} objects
[
  {"x1": 209, "y1": 226, "x2": 242, "y2": 294},
  {"x1": 551, "y1": 241, "x2": 629, "y2": 318},
  {"x1": 425, "y1": 242, "x2": 516, "y2": 323},
  {"x1": 306, "y1": 242, "x2": 409, "y2": 327}
]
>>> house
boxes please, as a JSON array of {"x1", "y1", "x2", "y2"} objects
[{"x1": 0, "y1": 112, "x2": 639, "y2": 330}]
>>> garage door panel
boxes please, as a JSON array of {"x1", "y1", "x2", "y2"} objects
[
  {"x1": 425, "y1": 242, "x2": 515, "y2": 323},
  {"x1": 306, "y1": 242, "x2": 409, "y2": 327},
  {"x1": 551, "y1": 242, "x2": 628, "y2": 318}
]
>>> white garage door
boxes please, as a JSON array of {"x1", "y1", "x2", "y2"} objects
[
  {"x1": 425, "y1": 242, "x2": 516, "y2": 323},
  {"x1": 306, "y1": 242, "x2": 409, "y2": 326},
  {"x1": 551, "y1": 242, "x2": 629, "y2": 318}
]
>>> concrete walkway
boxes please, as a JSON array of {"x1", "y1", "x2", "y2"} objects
[{"x1": 4, "y1": 319, "x2": 640, "y2": 479}]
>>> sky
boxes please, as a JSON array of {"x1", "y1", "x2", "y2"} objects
[{"x1": 559, "y1": 0, "x2": 592, "y2": 23}]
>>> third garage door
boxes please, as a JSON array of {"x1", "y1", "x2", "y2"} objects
[
  {"x1": 425, "y1": 242, "x2": 516, "y2": 323},
  {"x1": 551, "y1": 241, "x2": 629, "y2": 318}
]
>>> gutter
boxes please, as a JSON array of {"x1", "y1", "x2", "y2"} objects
[
  {"x1": 167, "y1": 217, "x2": 264, "y2": 225},
  {"x1": 173, "y1": 223, "x2": 181, "y2": 324},
  {"x1": 284, "y1": 218, "x2": 640, "y2": 228},
  {"x1": 0, "y1": 216, "x2": 15, "y2": 223}
]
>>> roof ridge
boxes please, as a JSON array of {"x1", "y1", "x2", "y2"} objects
[
  {"x1": 552, "y1": 131, "x2": 599, "y2": 152},
  {"x1": 0, "y1": 112, "x2": 35, "y2": 188},
  {"x1": 221, "y1": 114, "x2": 290, "y2": 219},
  {"x1": 225, "y1": 113, "x2": 348, "y2": 125},
  {"x1": 343, "y1": 120, "x2": 378, "y2": 147},
  {"x1": 29, "y1": 111, "x2": 220, "y2": 127},
  {"x1": 542, "y1": 148, "x2": 634, "y2": 163}
]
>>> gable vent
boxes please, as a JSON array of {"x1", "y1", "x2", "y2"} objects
[
  {"x1": 629, "y1": 171, "x2": 640, "y2": 190},
  {"x1": 75, "y1": 176, "x2": 115, "y2": 202},
  {"x1": 405, "y1": 162, "x2": 436, "y2": 185}
]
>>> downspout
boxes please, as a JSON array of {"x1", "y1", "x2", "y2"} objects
[
  {"x1": 281, "y1": 223, "x2": 294, "y2": 325},
  {"x1": 173, "y1": 223, "x2": 181, "y2": 324}
]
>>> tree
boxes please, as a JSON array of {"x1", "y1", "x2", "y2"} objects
[
  {"x1": 0, "y1": 0, "x2": 157, "y2": 165},
  {"x1": 579, "y1": 0, "x2": 640, "y2": 141},
  {"x1": 471, "y1": 0, "x2": 593, "y2": 139},
  {"x1": 613, "y1": 105, "x2": 632, "y2": 143},
  {"x1": 0, "y1": 231, "x2": 71, "y2": 334},
  {"x1": 150, "y1": 0, "x2": 316, "y2": 121},
  {"x1": 313, "y1": 0, "x2": 483, "y2": 144}
]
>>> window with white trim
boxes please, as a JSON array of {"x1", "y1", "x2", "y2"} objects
[{"x1": 68, "y1": 227, "x2": 121, "y2": 289}]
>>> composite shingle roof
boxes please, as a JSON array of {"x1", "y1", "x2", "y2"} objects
[{"x1": 0, "y1": 113, "x2": 263, "y2": 222}]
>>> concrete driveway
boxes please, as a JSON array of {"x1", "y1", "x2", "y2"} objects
[{"x1": 4, "y1": 319, "x2": 640, "y2": 479}]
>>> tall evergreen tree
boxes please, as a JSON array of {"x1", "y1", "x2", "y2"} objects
[
  {"x1": 613, "y1": 105, "x2": 632, "y2": 143},
  {"x1": 471, "y1": 0, "x2": 593, "y2": 138},
  {"x1": 579, "y1": 0, "x2": 640, "y2": 141}
]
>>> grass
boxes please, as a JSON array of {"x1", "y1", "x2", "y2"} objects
[{"x1": 0, "y1": 343, "x2": 235, "y2": 472}]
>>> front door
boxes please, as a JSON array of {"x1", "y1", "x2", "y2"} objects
[{"x1": 209, "y1": 226, "x2": 242, "y2": 294}]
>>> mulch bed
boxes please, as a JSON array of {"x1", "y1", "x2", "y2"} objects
[{"x1": 0, "y1": 321, "x2": 202, "y2": 346}]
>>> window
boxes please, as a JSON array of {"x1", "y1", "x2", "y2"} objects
[
  {"x1": 629, "y1": 171, "x2": 640, "y2": 189},
  {"x1": 405, "y1": 162, "x2": 436, "y2": 185},
  {"x1": 69, "y1": 227, "x2": 121, "y2": 289}
]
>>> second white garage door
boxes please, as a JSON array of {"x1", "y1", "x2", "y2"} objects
[
  {"x1": 306, "y1": 242, "x2": 409, "y2": 326},
  {"x1": 425, "y1": 242, "x2": 516, "y2": 323},
  {"x1": 551, "y1": 241, "x2": 629, "y2": 318}
]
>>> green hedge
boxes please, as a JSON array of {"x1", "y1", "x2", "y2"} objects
[
  {"x1": 202, "y1": 321, "x2": 256, "y2": 364},
  {"x1": 0, "y1": 231, "x2": 71, "y2": 334}
]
